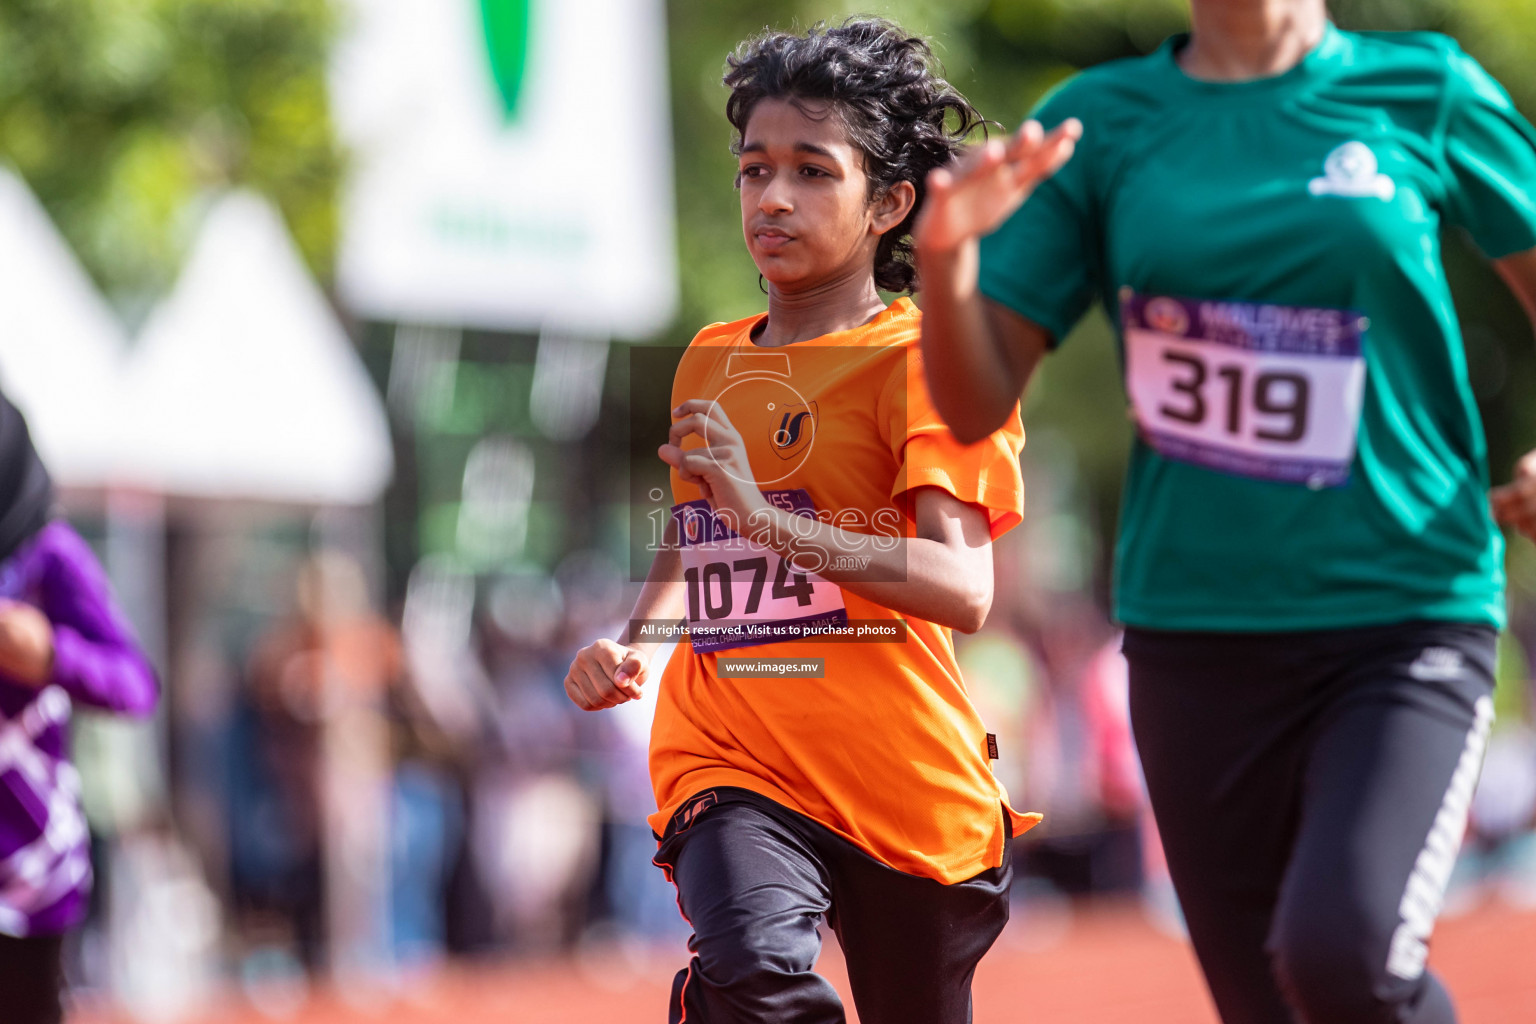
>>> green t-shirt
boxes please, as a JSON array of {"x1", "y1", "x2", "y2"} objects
[{"x1": 980, "y1": 25, "x2": 1536, "y2": 632}]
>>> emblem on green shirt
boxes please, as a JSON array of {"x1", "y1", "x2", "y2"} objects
[{"x1": 1308, "y1": 141, "x2": 1396, "y2": 201}]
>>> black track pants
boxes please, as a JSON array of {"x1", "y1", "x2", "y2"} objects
[
  {"x1": 1125, "y1": 621, "x2": 1497, "y2": 1024},
  {"x1": 653, "y1": 788, "x2": 1011, "y2": 1024},
  {"x1": 0, "y1": 934, "x2": 64, "y2": 1024}
]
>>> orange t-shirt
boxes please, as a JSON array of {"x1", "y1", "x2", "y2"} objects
[{"x1": 647, "y1": 298, "x2": 1039, "y2": 884}]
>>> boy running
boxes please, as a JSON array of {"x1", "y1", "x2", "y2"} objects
[{"x1": 566, "y1": 19, "x2": 1033, "y2": 1024}]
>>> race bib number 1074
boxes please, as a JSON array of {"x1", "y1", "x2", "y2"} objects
[
  {"x1": 672, "y1": 489, "x2": 849, "y2": 654},
  {"x1": 1121, "y1": 290, "x2": 1368, "y2": 489}
]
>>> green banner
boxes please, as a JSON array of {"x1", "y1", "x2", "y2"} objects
[{"x1": 479, "y1": 0, "x2": 531, "y2": 121}]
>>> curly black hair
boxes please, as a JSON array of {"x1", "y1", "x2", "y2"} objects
[{"x1": 724, "y1": 19, "x2": 985, "y2": 294}]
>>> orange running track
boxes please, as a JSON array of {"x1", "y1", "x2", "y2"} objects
[{"x1": 74, "y1": 899, "x2": 1536, "y2": 1023}]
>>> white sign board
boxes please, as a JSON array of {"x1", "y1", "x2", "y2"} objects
[{"x1": 331, "y1": 0, "x2": 678, "y2": 337}]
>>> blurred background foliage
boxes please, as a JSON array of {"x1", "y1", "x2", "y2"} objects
[
  {"x1": 0, "y1": 0, "x2": 340, "y2": 319},
  {"x1": 0, "y1": 0, "x2": 1531, "y2": 591}
]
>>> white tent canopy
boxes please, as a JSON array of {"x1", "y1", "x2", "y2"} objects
[
  {"x1": 0, "y1": 168, "x2": 127, "y2": 486},
  {"x1": 118, "y1": 192, "x2": 393, "y2": 505}
]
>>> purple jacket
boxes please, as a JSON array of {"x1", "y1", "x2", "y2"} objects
[{"x1": 0, "y1": 520, "x2": 157, "y2": 936}]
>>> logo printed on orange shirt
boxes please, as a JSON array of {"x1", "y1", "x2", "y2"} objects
[{"x1": 771, "y1": 402, "x2": 817, "y2": 461}]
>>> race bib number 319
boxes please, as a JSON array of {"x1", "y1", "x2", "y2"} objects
[{"x1": 1121, "y1": 291, "x2": 1367, "y2": 489}]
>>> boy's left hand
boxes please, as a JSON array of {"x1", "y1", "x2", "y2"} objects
[
  {"x1": 0, "y1": 600, "x2": 54, "y2": 687},
  {"x1": 660, "y1": 400, "x2": 770, "y2": 532}
]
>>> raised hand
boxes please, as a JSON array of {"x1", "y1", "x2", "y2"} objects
[
  {"x1": 914, "y1": 118, "x2": 1083, "y2": 255},
  {"x1": 1491, "y1": 449, "x2": 1536, "y2": 542}
]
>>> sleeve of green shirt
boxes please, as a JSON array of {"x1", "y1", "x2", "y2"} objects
[
  {"x1": 977, "y1": 81, "x2": 1102, "y2": 348},
  {"x1": 1439, "y1": 46, "x2": 1536, "y2": 259}
]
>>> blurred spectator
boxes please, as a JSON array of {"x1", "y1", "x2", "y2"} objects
[
  {"x1": 236, "y1": 551, "x2": 465, "y2": 978},
  {"x1": 0, "y1": 394, "x2": 158, "y2": 1024},
  {"x1": 469, "y1": 564, "x2": 598, "y2": 952},
  {"x1": 1012, "y1": 599, "x2": 1144, "y2": 897}
]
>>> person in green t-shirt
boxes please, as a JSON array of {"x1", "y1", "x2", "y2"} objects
[{"x1": 915, "y1": 1, "x2": 1536, "y2": 1022}]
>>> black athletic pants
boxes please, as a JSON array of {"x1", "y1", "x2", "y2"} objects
[
  {"x1": 653, "y1": 788, "x2": 1011, "y2": 1024},
  {"x1": 0, "y1": 934, "x2": 65, "y2": 1024},
  {"x1": 1125, "y1": 621, "x2": 1497, "y2": 1024}
]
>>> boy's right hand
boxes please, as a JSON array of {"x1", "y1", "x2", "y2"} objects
[{"x1": 565, "y1": 639, "x2": 649, "y2": 711}]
